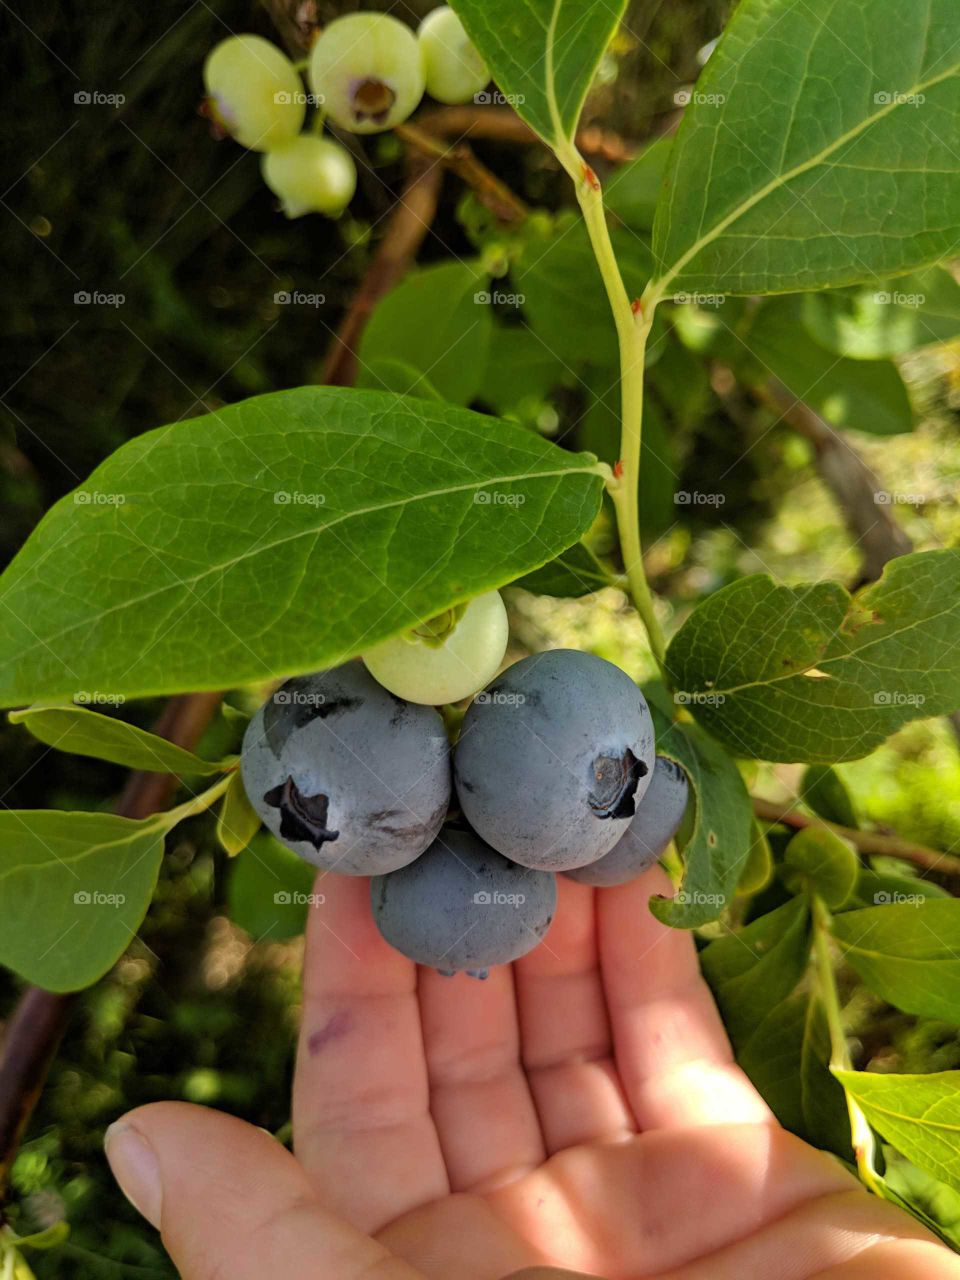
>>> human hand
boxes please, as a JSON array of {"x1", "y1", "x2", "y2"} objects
[{"x1": 105, "y1": 868, "x2": 960, "y2": 1279}]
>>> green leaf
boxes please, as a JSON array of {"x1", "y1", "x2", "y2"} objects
[
  {"x1": 449, "y1": 0, "x2": 628, "y2": 147},
  {"x1": 850, "y1": 867, "x2": 950, "y2": 910},
  {"x1": 8, "y1": 704, "x2": 228, "y2": 775},
  {"x1": 0, "y1": 387, "x2": 603, "y2": 707},
  {"x1": 0, "y1": 810, "x2": 166, "y2": 991},
  {"x1": 647, "y1": 716, "x2": 754, "y2": 928},
  {"x1": 357, "y1": 262, "x2": 492, "y2": 406},
  {"x1": 227, "y1": 832, "x2": 317, "y2": 941},
  {"x1": 512, "y1": 541, "x2": 610, "y2": 597},
  {"x1": 515, "y1": 217, "x2": 652, "y2": 366},
  {"x1": 605, "y1": 137, "x2": 672, "y2": 231},
  {"x1": 740, "y1": 991, "x2": 853, "y2": 1157},
  {"x1": 740, "y1": 298, "x2": 913, "y2": 436},
  {"x1": 481, "y1": 324, "x2": 570, "y2": 422},
  {"x1": 782, "y1": 828, "x2": 858, "y2": 909},
  {"x1": 737, "y1": 818, "x2": 774, "y2": 896},
  {"x1": 835, "y1": 1069, "x2": 960, "y2": 1195},
  {"x1": 831, "y1": 901, "x2": 960, "y2": 1021},
  {"x1": 356, "y1": 358, "x2": 443, "y2": 402},
  {"x1": 800, "y1": 764, "x2": 859, "y2": 828},
  {"x1": 216, "y1": 770, "x2": 261, "y2": 857},
  {"x1": 701, "y1": 896, "x2": 812, "y2": 1046},
  {"x1": 650, "y1": 0, "x2": 960, "y2": 297},
  {"x1": 667, "y1": 550, "x2": 960, "y2": 763},
  {"x1": 13, "y1": 1223, "x2": 70, "y2": 1251},
  {"x1": 802, "y1": 266, "x2": 960, "y2": 360}
]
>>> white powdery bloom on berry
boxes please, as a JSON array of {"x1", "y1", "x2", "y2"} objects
[
  {"x1": 309, "y1": 12, "x2": 425, "y2": 134},
  {"x1": 261, "y1": 136, "x2": 357, "y2": 218},
  {"x1": 418, "y1": 6, "x2": 489, "y2": 105},
  {"x1": 203, "y1": 35, "x2": 305, "y2": 151}
]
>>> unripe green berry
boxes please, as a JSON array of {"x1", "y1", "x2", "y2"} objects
[
  {"x1": 418, "y1": 7, "x2": 489, "y2": 105},
  {"x1": 364, "y1": 591, "x2": 509, "y2": 705},
  {"x1": 261, "y1": 136, "x2": 357, "y2": 218},
  {"x1": 309, "y1": 13, "x2": 424, "y2": 134},
  {"x1": 203, "y1": 35, "x2": 305, "y2": 151}
]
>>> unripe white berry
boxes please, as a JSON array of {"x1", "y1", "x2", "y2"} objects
[
  {"x1": 261, "y1": 136, "x2": 357, "y2": 218},
  {"x1": 204, "y1": 35, "x2": 305, "y2": 151},
  {"x1": 364, "y1": 591, "x2": 509, "y2": 705},
  {"x1": 309, "y1": 13, "x2": 424, "y2": 134},
  {"x1": 418, "y1": 7, "x2": 489, "y2": 105}
]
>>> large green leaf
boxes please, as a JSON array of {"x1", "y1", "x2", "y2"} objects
[
  {"x1": 449, "y1": 0, "x2": 628, "y2": 148},
  {"x1": 835, "y1": 1070, "x2": 960, "y2": 1195},
  {"x1": 357, "y1": 262, "x2": 492, "y2": 406},
  {"x1": 513, "y1": 542, "x2": 610, "y2": 598},
  {"x1": 0, "y1": 810, "x2": 166, "y2": 991},
  {"x1": 605, "y1": 137, "x2": 672, "y2": 232},
  {"x1": 650, "y1": 0, "x2": 960, "y2": 298},
  {"x1": 802, "y1": 266, "x2": 960, "y2": 359},
  {"x1": 647, "y1": 715, "x2": 753, "y2": 928},
  {"x1": 800, "y1": 764, "x2": 859, "y2": 828},
  {"x1": 700, "y1": 896, "x2": 812, "y2": 1047},
  {"x1": 831, "y1": 901, "x2": 960, "y2": 1022},
  {"x1": 740, "y1": 298, "x2": 913, "y2": 436},
  {"x1": 666, "y1": 550, "x2": 960, "y2": 762},
  {"x1": 481, "y1": 324, "x2": 570, "y2": 423},
  {"x1": 9, "y1": 704, "x2": 228, "y2": 775},
  {"x1": 0, "y1": 388, "x2": 603, "y2": 707},
  {"x1": 740, "y1": 991, "x2": 853, "y2": 1158}
]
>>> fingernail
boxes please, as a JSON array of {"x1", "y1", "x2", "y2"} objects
[{"x1": 104, "y1": 1121, "x2": 162, "y2": 1229}]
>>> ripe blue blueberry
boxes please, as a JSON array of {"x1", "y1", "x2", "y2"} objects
[
  {"x1": 370, "y1": 827, "x2": 556, "y2": 977},
  {"x1": 453, "y1": 649, "x2": 655, "y2": 871},
  {"x1": 566, "y1": 755, "x2": 689, "y2": 887},
  {"x1": 240, "y1": 662, "x2": 450, "y2": 875}
]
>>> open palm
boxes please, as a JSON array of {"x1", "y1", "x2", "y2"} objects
[{"x1": 108, "y1": 868, "x2": 960, "y2": 1279}]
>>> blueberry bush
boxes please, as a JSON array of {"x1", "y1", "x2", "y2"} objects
[{"x1": 4, "y1": 0, "x2": 960, "y2": 1271}]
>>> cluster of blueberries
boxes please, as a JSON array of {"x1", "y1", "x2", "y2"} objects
[
  {"x1": 203, "y1": 8, "x2": 490, "y2": 219},
  {"x1": 241, "y1": 649, "x2": 688, "y2": 978}
]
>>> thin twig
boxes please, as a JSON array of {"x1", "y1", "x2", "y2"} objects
[
  {"x1": 394, "y1": 121, "x2": 528, "y2": 223},
  {"x1": 0, "y1": 691, "x2": 222, "y2": 1209},
  {"x1": 758, "y1": 381, "x2": 913, "y2": 587},
  {"x1": 752, "y1": 796, "x2": 960, "y2": 879}
]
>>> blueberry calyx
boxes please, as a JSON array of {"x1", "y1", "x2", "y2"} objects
[
  {"x1": 264, "y1": 776, "x2": 340, "y2": 849},
  {"x1": 352, "y1": 78, "x2": 396, "y2": 125},
  {"x1": 588, "y1": 747, "x2": 648, "y2": 820}
]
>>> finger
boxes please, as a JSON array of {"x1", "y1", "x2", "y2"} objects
[
  {"x1": 515, "y1": 877, "x2": 634, "y2": 1152},
  {"x1": 293, "y1": 872, "x2": 447, "y2": 1231},
  {"x1": 597, "y1": 866, "x2": 772, "y2": 1130},
  {"x1": 666, "y1": 1187, "x2": 949, "y2": 1280},
  {"x1": 418, "y1": 962, "x2": 545, "y2": 1191},
  {"x1": 104, "y1": 1102, "x2": 423, "y2": 1280}
]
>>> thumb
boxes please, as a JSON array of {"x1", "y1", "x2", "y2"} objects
[{"x1": 105, "y1": 1102, "x2": 423, "y2": 1280}]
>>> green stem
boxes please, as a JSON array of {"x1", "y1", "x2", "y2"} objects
[
  {"x1": 811, "y1": 894, "x2": 883, "y2": 1195},
  {"x1": 558, "y1": 144, "x2": 667, "y2": 670},
  {"x1": 153, "y1": 771, "x2": 234, "y2": 832}
]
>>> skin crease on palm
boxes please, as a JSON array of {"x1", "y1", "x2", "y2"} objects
[{"x1": 105, "y1": 867, "x2": 960, "y2": 1280}]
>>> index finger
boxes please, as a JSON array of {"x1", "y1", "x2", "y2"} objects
[{"x1": 292, "y1": 871, "x2": 448, "y2": 1232}]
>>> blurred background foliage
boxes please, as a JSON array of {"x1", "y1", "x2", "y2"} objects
[{"x1": 3, "y1": 0, "x2": 960, "y2": 1272}]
